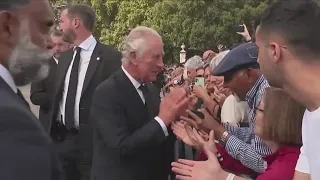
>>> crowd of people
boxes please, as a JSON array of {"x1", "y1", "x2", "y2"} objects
[{"x1": 0, "y1": 0, "x2": 320, "y2": 180}]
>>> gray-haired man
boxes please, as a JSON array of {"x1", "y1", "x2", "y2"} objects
[{"x1": 90, "y1": 26, "x2": 189, "y2": 180}]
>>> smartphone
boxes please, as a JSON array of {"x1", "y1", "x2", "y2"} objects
[
  {"x1": 194, "y1": 98, "x2": 204, "y2": 110},
  {"x1": 194, "y1": 77, "x2": 205, "y2": 87},
  {"x1": 232, "y1": 25, "x2": 244, "y2": 33},
  {"x1": 189, "y1": 110, "x2": 205, "y2": 119}
]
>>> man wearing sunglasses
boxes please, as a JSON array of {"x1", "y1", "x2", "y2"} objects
[{"x1": 197, "y1": 42, "x2": 271, "y2": 175}]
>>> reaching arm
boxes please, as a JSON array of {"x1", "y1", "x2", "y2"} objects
[
  {"x1": 224, "y1": 135, "x2": 268, "y2": 173},
  {"x1": 222, "y1": 123, "x2": 254, "y2": 144},
  {"x1": 0, "y1": 107, "x2": 55, "y2": 180},
  {"x1": 90, "y1": 86, "x2": 167, "y2": 158}
]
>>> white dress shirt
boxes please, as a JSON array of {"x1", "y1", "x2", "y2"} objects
[
  {"x1": 53, "y1": 56, "x2": 58, "y2": 64},
  {"x1": 121, "y1": 66, "x2": 169, "y2": 136},
  {"x1": 0, "y1": 64, "x2": 17, "y2": 93},
  {"x1": 58, "y1": 35, "x2": 97, "y2": 127}
]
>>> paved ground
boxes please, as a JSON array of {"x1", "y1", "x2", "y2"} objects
[{"x1": 19, "y1": 84, "x2": 39, "y2": 118}]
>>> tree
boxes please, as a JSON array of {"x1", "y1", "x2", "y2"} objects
[
  {"x1": 51, "y1": 0, "x2": 269, "y2": 64},
  {"x1": 142, "y1": 0, "x2": 268, "y2": 63},
  {"x1": 95, "y1": 0, "x2": 159, "y2": 49}
]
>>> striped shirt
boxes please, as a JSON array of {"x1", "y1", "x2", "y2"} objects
[{"x1": 222, "y1": 75, "x2": 272, "y2": 173}]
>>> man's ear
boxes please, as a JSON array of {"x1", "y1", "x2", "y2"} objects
[
  {"x1": 68, "y1": 44, "x2": 73, "y2": 49},
  {"x1": 0, "y1": 11, "x2": 19, "y2": 47},
  {"x1": 246, "y1": 68, "x2": 258, "y2": 83},
  {"x1": 269, "y1": 42, "x2": 283, "y2": 64},
  {"x1": 74, "y1": 18, "x2": 80, "y2": 29},
  {"x1": 129, "y1": 51, "x2": 138, "y2": 65}
]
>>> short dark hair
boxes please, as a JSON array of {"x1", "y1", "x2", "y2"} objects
[
  {"x1": 66, "y1": 4, "x2": 95, "y2": 31},
  {"x1": 51, "y1": 29, "x2": 63, "y2": 37},
  {"x1": 259, "y1": 0, "x2": 320, "y2": 58},
  {"x1": 0, "y1": 0, "x2": 29, "y2": 10}
]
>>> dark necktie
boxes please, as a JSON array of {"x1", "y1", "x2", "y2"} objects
[
  {"x1": 17, "y1": 89, "x2": 30, "y2": 109},
  {"x1": 65, "y1": 47, "x2": 81, "y2": 129},
  {"x1": 139, "y1": 84, "x2": 153, "y2": 117}
]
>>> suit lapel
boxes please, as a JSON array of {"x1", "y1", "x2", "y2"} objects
[
  {"x1": 117, "y1": 69, "x2": 146, "y2": 109},
  {"x1": 50, "y1": 57, "x2": 57, "y2": 69},
  {"x1": 117, "y1": 69, "x2": 159, "y2": 121},
  {"x1": 144, "y1": 84, "x2": 158, "y2": 118},
  {"x1": 0, "y1": 76, "x2": 15, "y2": 95},
  {"x1": 146, "y1": 83, "x2": 160, "y2": 118},
  {"x1": 81, "y1": 42, "x2": 102, "y2": 96}
]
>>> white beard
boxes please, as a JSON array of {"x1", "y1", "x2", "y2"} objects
[{"x1": 6, "y1": 20, "x2": 52, "y2": 86}]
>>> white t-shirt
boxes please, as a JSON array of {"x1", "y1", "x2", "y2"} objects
[{"x1": 295, "y1": 107, "x2": 320, "y2": 179}]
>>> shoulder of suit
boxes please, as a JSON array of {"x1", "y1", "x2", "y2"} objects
[
  {"x1": 97, "y1": 42, "x2": 121, "y2": 55},
  {"x1": 56, "y1": 48, "x2": 74, "y2": 61},
  {"x1": 0, "y1": 88, "x2": 15, "y2": 104},
  {"x1": 96, "y1": 70, "x2": 119, "y2": 91},
  {"x1": 0, "y1": 88, "x2": 26, "y2": 114},
  {"x1": 61, "y1": 48, "x2": 74, "y2": 54}
]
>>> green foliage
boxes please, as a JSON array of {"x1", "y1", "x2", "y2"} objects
[
  {"x1": 97, "y1": 0, "x2": 159, "y2": 49},
  {"x1": 51, "y1": 0, "x2": 269, "y2": 64},
  {"x1": 143, "y1": 0, "x2": 268, "y2": 63}
]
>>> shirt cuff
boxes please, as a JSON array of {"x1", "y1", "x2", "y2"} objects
[
  {"x1": 225, "y1": 135, "x2": 266, "y2": 172},
  {"x1": 222, "y1": 122, "x2": 238, "y2": 134},
  {"x1": 154, "y1": 116, "x2": 169, "y2": 137}
]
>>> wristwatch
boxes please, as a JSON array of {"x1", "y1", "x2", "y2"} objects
[
  {"x1": 226, "y1": 173, "x2": 236, "y2": 180},
  {"x1": 218, "y1": 131, "x2": 230, "y2": 147}
]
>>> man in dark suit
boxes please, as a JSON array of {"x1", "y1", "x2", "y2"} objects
[
  {"x1": 30, "y1": 29, "x2": 71, "y2": 122},
  {"x1": 0, "y1": 0, "x2": 64, "y2": 180},
  {"x1": 90, "y1": 26, "x2": 190, "y2": 180},
  {"x1": 47, "y1": 4, "x2": 121, "y2": 180}
]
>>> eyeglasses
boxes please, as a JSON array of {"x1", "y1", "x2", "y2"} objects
[
  {"x1": 255, "y1": 107, "x2": 264, "y2": 113},
  {"x1": 247, "y1": 44, "x2": 288, "y2": 59}
]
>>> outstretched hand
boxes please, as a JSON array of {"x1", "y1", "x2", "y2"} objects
[
  {"x1": 171, "y1": 121, "x2": 200, "y2": 149},
  {"x1": 172, "y1": 130, "x2": 229, "y2": 180}
]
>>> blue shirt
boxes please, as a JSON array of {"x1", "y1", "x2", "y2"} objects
[{"x1": 222, "y1": 75, "x2": 272, "y2": 173}]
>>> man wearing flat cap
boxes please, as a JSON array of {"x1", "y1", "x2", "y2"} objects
[{"x1": 199, "y1": 43, "x2": 272, "y2": 174}]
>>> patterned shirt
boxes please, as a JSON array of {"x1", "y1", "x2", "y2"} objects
[{"x1": 222, "y1": 75, "x2": 272, "y2": 173}]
